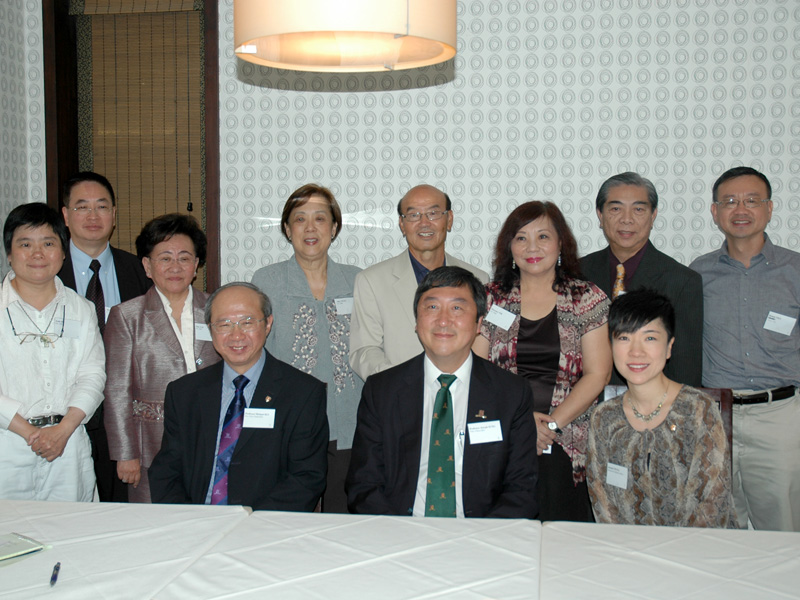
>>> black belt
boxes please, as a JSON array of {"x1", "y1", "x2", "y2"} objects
[
  {"x1": 732, "y1": 386, "x2": 796, "y2": 405},
  {"x1": 27, "y1": 414, "x2": 64, "y2": 427}
]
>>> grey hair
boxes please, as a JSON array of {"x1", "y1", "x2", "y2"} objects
[
  {"x1": 205, "y1": 281, "x2": 273, "y2": 325},
  {"x1": 595, "y1": 172, "x2": 658, "y2": 212}
]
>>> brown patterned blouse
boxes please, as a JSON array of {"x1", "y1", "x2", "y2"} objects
[{"x1": 587, "y1": 386, "x2": 738, "y2": 528}]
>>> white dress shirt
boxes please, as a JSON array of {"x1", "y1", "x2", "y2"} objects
[
  {"x1": 154, "y1": 286, "x2": 197, "y2": 374},
  {"x1": 412, "y1": 353, "x2": 472, "y2": 518}
]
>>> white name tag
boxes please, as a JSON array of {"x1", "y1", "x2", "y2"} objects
[
  {"x1": 606, "y1": 462, "x2": 628, "y2": 489},
  {"x1": 243, "y1": 408, "x2": 275, "y2": 429},
  {"x1": 334, "y1": 297, "x2": 354, "y2": 315},
  {"x1": 468, "y1": 420, "x2": 503, "y2": 444},
  {"x1": 60, "y1": 319, "x2": 82, "y2": 339},
  {"x1": 763, "y1": 311, "x2": 797, "y2": 336},
  {"x1": 484, "y1": 305, "x2": 516, "y2": 330},
  {"x1": 194, "y1": 322, "x2": 213, "y2": 341}
]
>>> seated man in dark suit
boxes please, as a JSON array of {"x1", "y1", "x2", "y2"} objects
[
  {"x1": 149, "y1": 282, "x2": 328, "y2": 511},
  {"x1": 580, "y1": 172, "x2": 703, "y2": 386},
  {"x1": 346, "y1": 267, "x2": 538, "y2": 518}
]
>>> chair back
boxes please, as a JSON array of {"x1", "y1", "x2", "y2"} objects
[{"x1": 697, "y1": 387, "x2": 733, "y2": 470}]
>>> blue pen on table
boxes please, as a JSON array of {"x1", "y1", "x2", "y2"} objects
[{"x1": 50, "y1": 562, "x2": 60, "y2": 587}]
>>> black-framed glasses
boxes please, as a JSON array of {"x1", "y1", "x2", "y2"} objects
[{"x1": 400, "y1": 209, "x2": 449, "y2": 222}]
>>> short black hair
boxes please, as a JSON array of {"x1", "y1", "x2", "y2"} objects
[
  {"x1": 595, "y1": 172, "x2": 658, "y2": 212},
  {"x1": 4, "y1": 203, "x2": 69, "y2": 255},
  {"x1": 712, "y1": 166, "x2": 772, "y2": 203},
  {"x1": 396, "y1": 187, "x2": 452, "y2": 216},
  {"x1": 62, "y1": 171, "x2": 116, "y2": 207},
  {"x1": 609, "y1": 289, "x2": 675, "y2": 341},
  {"x1": 135, "y1": 213, "x2": 207, "y2": 267},
  {"x1": 413, "y1": 266, "x2": 487, "y2": 320},
  {"x1": 205, "y1": 281, "x2": 272, "y2": 325}
]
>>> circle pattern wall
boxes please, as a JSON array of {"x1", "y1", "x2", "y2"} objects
[{"x1": 218, "y1": 0, "x2": 800, "y2": 282}]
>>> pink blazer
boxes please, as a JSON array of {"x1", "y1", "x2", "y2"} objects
[{"x1": 103, "y1": 286, "x2": 220, "y2": 468}]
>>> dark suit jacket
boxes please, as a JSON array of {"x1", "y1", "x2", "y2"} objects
[
  {"x1": 346, "y1": 353, "x2": 538, "y2": 519},
  {"x1": 148, "y1": 352, "x2": 329, "y2": 512},
  {"x1": 58, "y1": 245, "x2": 151, "y2": 302},
  {"x1": 581, "y1": 241, "x2": 704, "y2": 386}
]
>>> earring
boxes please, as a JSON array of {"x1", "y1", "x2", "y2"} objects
[
  {"x1": 557, "y1": 254, "x2": 562, "y2": 267},
  {"x1": 512, "y1": 259, "x2": 516, "y2": 270}
]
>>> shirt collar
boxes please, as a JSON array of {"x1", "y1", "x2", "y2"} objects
[
  {"x1": 423, "y1": 351, "x2": 473, "y2": 388},
  {"x1": 222, "y1": 348, "x2": 267, "y2": 392},
  {"x1": 408, "y1": 250, "x2": 446, "y2": 285},
  {"x1": 70, "y1": 240, "x2": 113, "y2": 272},
  {"x1": 2, "y1": 272, "x2": 65, "y2": 311},
  {"x1": 720, "y1": 233, "x2": 774, "y2": 266}
]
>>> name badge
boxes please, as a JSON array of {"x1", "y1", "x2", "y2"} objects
[
  {"x1": 468, "y1": 420, "x2": 503, "y2": 444},
  {"x1": 194, "y1": 322, "x2": 213, "y2": 341},
  {"x1": 334, "y1": 297, "x2": 354, "y2": 315},
  {"x1": 243, "y1": 408, "x2": 275, "y2": 429},
  {"x1": 606, "y1": 462, "x2": 628, "y2": 489},
  {"x1": 763, "y1": 311, "x2": 797, "y2": 336},
  {"x1": 484, "y1": 305, "x2": 516, "y2": 331},
  {"x1": 58, "y1": 319, "x2": 82, "y2": 339}
]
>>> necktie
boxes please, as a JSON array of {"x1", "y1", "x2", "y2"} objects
[
  {"x1": 425, "y1": 374, "x2": 457, "y2": 517},
  {"x1": 211, "y1": 374, "x2": 249, "y2": 505},
  {"x1": 612, "y1": 263, "x2": 625, "y2": 299},
  {"x1": 86, "y1": 259, "x2": 106, "y2": 334}
]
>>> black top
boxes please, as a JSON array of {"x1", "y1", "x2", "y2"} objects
[{"x1": 516, "y1": 307, "x2": 560, "y2": 413}]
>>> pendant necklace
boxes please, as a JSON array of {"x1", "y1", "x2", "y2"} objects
[{"x1": 628, "y1": 384, "x2": 669, "y2": 422}]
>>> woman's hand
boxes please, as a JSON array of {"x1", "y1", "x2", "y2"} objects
[
  {"x1": 117, "y1": 459, "x2": 142, "y2": 487},
  {"x1": 534, "y1": 411, "x2": 557, "y2": 455}
]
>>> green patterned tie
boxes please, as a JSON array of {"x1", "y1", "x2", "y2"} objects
[{"x1": 425, "y1": 373, "x2": 457, "y2": 517}]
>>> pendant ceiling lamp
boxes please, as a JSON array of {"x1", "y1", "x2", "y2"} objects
[{"x1": 234, "y1": 0, "x2": 456, "y2": 73}]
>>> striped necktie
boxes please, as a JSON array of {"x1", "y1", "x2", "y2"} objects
[{"x1": 211, "y1": 374, "x2": 249, "y2": 505}]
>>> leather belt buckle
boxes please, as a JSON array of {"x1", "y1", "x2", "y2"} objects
[{"x1": 27, "y1": 414, "x2": 64, "y2": 427}]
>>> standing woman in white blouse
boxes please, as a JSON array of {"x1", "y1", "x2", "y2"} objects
[
  {"x1": 104, "y1": 214, "x2": 220, "y2": 502},
  {"x1": 0, "y1": 203, "x2": 105, "y2": 501}
]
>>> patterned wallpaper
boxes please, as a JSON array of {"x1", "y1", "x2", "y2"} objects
[
  {"x1": 0, "y1": 0, "x2": 45, "y2": 278},
  {"x1": 217, "y1": 0, "x2": 800, "y2": 282}
]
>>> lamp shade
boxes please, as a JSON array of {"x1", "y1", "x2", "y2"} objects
[{"x1": 234, "y1": 0, "x2": 456, "y2": 72}]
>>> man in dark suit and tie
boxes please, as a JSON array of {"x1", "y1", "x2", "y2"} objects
[
  {"x1": 346, "y1": 267, "x2": 538, "y2": 518},
  {"x1": 149, "y1": 282, "x2": 328, "y2": 511},
  {"x1": 581, "y1": 172, "x2": 703, "y2": 386},
  {"x1": 58, "y1": 171, "x2": 151, "y2": 501}
]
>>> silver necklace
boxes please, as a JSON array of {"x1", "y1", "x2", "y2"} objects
[{"x1": 627, "y1": 385, "x2": 669, "y2": 422}]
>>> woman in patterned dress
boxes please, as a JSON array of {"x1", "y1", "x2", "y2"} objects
[
  {"x1": 251, "y1": 184, "x2": 362, "y2": 513},
  {"x1": 587, "y1": 289, "x2": 737, "y2": 527},
  {"x1": 474, "y1": 201, "x2": 612, "y2": 521}
]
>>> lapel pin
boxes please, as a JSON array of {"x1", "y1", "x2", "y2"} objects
[
  {"x1": 265, "y1": 396, "x2": 272, "y2": 403},
  {"x1": 196, "y1": 358, "x2": 203, "y2": 366},
  {"x1": 475, "y1": 410, "x2": 486, "y2": 419}
]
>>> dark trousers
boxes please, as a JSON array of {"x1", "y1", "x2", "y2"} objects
[
  {"x1": 322, "y1": 441, "x2": 351, "y2": 514},
  {"x1": 87, "y1": 404, "x2": 127, "y2": 502},
  {"x1": 537, "y1": 443, "x2": 593, "y2": 522}
]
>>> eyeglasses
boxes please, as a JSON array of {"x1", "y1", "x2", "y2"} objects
[
  {"x1": 152, "y1": 256, "x2": 197, "y2": 267},
  {"x1": 400, "y1": 209, "x2": 449, "y2": 222},
  {"x1": 6, "y1": 305, "x2": 65, "y2": 348},
  {"x1": 210, "y1": 317, "x2": 265, "y2": 334},
  {"x1": 69, "y1": 205, "x2": 113, "y2": 215},
  {"x1": 713, "y1": 197, "x2": 770, "y2": 210}
]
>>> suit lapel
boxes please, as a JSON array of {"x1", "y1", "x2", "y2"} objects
[
  {"x1": 629, "y1": 242, "x2": 663, "y2": 288},
  {"x1": 392, "y1": 253, "x2": 419, "y2": 332},
  {"x1": 143, "y1": 287, "x2": 185, "y2": 361},
  {"x1": 190, "y1": 289, "x2": 212, "y2": 365},
  {"x1": 57, "y1": 251, "x2": 78, "y2": 292},
  {"x1": 462, "y1": 357, "x2": 498, "y2": 502},
  {"x1": 195, "y1": 364, "x2": 225, "y2": 501}
]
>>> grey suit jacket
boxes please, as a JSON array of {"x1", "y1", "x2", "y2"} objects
[
  {"x1": 349, "y1": 251, "x2": 489, "y2": 380},
  {"x1": 103, "y1": 286, "x2": 220, "y2": 468},
  {"x1": 580, "y1": 241, "x2": 704, "y2": 386}
]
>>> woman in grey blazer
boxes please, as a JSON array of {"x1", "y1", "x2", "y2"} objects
[
  {"x1": 252, "y1": 184, "x2": 362, "y2": 513},
  {"x1": 104, "y1": 214, "x2": 219, "y2": 503}
]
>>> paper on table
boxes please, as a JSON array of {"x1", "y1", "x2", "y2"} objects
[{"x1": 0, "y1": 532, "x2": 44, "y2": 561}]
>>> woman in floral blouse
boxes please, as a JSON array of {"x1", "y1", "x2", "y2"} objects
[
  {"x1": 474, "y1": 201, "x2": 612, "y2": 521},
  {"x1": 252, "y1": 184, "x2": 362, "y2": 513}
]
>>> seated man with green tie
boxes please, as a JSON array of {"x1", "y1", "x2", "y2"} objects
[{"x1": 346, "y1": 267, "x2": 538, "y2": 518}]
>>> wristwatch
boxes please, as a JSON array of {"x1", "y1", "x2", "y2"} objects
[{"x1": 547, "y1": 421, "x2": 563, "y2": 435}]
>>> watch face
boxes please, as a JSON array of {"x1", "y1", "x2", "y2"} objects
[{"x1": 548, "y1": 422, "x2": 557, "y2": 430}]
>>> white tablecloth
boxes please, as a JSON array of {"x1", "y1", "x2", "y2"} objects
[
  {"x1": 157, "y1": 511, "x2": 542, "y2": 600},
  {"x1": 539, "y1": 521, "x2": 800, "y2": 599},
  {"x1": 0, "y1": 500, "x2": 249, "y2": 599}
]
